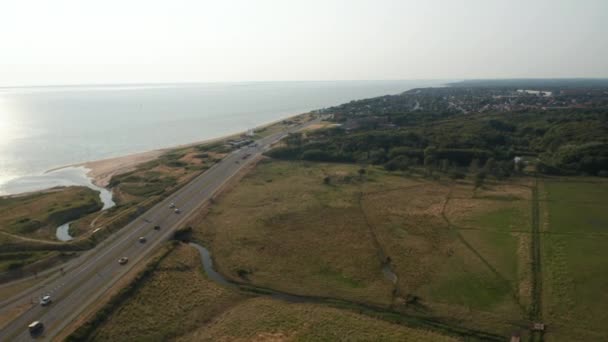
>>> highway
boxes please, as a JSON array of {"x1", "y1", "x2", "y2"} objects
[{"x1": 0, "y1": 119, "x2": 317, "y2": 341}]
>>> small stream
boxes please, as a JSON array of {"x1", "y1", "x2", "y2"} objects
[
  {"x1": 188, "y1": 242, "x2": 502, "y2": 341},
  {"x1": 189, "y1": 243, "x2": 313, "y2": 303},
  {"x1": 382, "y1": 264, "x2": 398, "y2": 284},
  {"x1": 56, "y1": 222, "x2": 74, "y2": 241},
  {"x1": 51, "y1": 166, "x2": 115, "y2": 241}
]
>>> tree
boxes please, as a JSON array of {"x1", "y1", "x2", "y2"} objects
[
  {"x1": 440, "y1": 159, "x2": 450, "y2": 172},
  {"x1": 369, "y1": 149, "x2": 387, "y2": 164},
  {"x1": 357, "y1": 168, "x2": 367, "y2": 179},
  {"x1": 469, "y1": 158, "x2": 480, "y2": 174},
  {"x1": 474, "y1": 171, "x2": 487, "y2": 189},
  {"x1": 449, "y1": 170, "x2": 466, "y2": 180},
  {"x1": 483, "y1": 157, "x2": 496, "y2": 174}
]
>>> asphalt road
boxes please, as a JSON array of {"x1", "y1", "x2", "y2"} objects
[{"x1": 0, "y1": 119, "x2": 317, "y2": 341}]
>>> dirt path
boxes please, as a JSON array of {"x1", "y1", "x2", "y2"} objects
[{"x1": 0, "y1": 231, "x2": 63, "y2": 245}]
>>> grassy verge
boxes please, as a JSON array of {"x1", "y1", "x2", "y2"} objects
[{"x1": 67, "y1": 242, "x2": 179, "y2": 341}]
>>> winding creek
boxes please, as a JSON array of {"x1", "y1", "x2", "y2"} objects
[
  {"x1": 54, "y1": 168, "x2": 116, "y2": 241},
  {"x1": 189, "y1": 242, "x2": 309, "y2": 303},
  {"x1": 188, "y1": 242, "x2": 503, "y2": 341}
]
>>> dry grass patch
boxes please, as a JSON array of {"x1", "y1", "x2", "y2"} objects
[
  {"x1": 178, "y1": 297, "x2": 457, "y2": 342},
  {"x1": 89, "y1": 243, "x2": 245, "y2": 341},
  {"x1": 193, "y1": 160, "x2": 533, "y2": 337},
  {"x1": 201, "y1": 161, "x2": 394, "y2": 305},
  {"x1": 360, "y1": 183, "x2": 451, "y2": 294}
]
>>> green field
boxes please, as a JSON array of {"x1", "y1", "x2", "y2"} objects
[
  {"x1": 82, "y1": 243, "x2": 456, "y2": 342},
  {"x1": 0, "y1": 187, "x2": 101, "y2": 273},
  {"x1": 0, "y1": 186, "x2": 102, "y2": 240},
  {"x1": 69, "y1": 159, "x2": 608, "y2": 340},
  {"x1": 193, "y1": 160, "x2": 533, "y2": 337},
  {"x1": 541, "y1": 178, "x2": 608, "y2": 341}
]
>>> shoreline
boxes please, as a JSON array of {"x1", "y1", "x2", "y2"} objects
[{"x1": 42, "y1": 111, "x2": 312, "y2": 188}]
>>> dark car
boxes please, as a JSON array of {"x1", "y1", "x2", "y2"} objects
[{"x1": 28, "y1": 321, "x2": 44, "y2": 336}]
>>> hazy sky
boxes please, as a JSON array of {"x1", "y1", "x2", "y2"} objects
[{"x1": 1, "y1": 0, "x2": 607, "y2": 86}]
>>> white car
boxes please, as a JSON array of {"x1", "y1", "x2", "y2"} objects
[
  {"x1": 118, "y1": 257, "x2": 129, "y2": 265},
  {"x1": 40, "y1": 295, "x2": 52, "y2": 306},
  {"x1": 174, "y1": 208, "x2": 181, "y2": 214},
  {"x1": 169, "y1": 202, "x2": 176, "y2": 208}
]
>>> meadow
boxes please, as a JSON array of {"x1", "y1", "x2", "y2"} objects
[
  {"x1": 80, "y1": 243, "x2": 455, "y2": 342},
  {"x1": 541, "y1": 178, "x2": 608, "y2": 341},
  {"x1": 194, "y1": 160, "x2": 534, "y2": 337},
  {"x1": 77, "y1": 155, "x2": 608, "y2": 341}
]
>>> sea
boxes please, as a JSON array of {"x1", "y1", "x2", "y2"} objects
[{"x1": 0, "y1": 80, "x2": 443, "y2": 196}]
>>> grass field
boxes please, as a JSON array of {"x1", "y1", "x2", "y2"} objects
[
  {"x1": 88, "y1": 243, "x2": 245, "y2": 341},
  {"x1": 72, "y1": 158, "x2": 573, "y2": 340},
  {"x1": 84, "y1": 243, "x2": 454, "y2": 341},
  {"x1": 193, "y1": 160, "x2": 533, "y2": 337},
  {"x1": 0, "y1": 186, "x2": 102, "y2": 240},
  {"x1": 177, "y1": 297, "x2": 457, "y2": 342},
  {"x1": 541, "y1": 178, "x2": 608, "y2": 341}
]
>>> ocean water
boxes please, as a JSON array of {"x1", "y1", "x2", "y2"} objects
[{"x1": 0, "y1": 80, "x2": 442, "y2": 195}]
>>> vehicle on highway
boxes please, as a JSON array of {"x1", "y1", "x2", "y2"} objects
[
  {"x1": 153, "y1": 225, "x2": 161, "y2": 230},
  {"x1": 169, "y1": 202, "x2": 175, "y2": 208},
  {"x1": 118, "y1": 257, "x2": 129, "y2": 265},
  {"x1": 174, "y1": 208, "x2": 181, "y2": 214},
  {"x1": 40, "y1": 295, "x2": 52, "y2": 306},
  {"x1": 28, "y1": 321, "x2": 44, "y2": 335},
  {"x1": 139, "y1": 236, "x2": 147, "y2": 243}
]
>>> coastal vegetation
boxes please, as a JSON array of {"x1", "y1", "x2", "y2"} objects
[
  {"x1": 69, "y1": 242, "x2": 458, "y2": 342},
  {"x1": 194, "y1": 160, "x2": 532, "y2": 337},
  {"x1": 0, "y1": 187, "x2": 101, "y2": 273},
  {"x1": 0, "y1": 186, "x2": 102, "y2": 240},
  {"x1": 268, "y1": 87, "x2": 608, "y2": 177},
  {"x1": 0, "y1": 114, "x2": 314, "y2": 282}
]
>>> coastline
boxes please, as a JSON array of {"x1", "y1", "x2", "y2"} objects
[{"x1": 44, "y1": 111, "x2": 312, "y2": 189}]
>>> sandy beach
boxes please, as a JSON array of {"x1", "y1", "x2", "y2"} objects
[
  {"x1": 82, "y1": 150, "x2": 165, "y2": 187},
  {"x1": 77, "y1": 112, "x2": 312, "y2": 188}
]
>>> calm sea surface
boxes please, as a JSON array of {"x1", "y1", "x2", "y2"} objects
[{"x1": 0, "y1": 81, "x2": 442, "y2": 195}]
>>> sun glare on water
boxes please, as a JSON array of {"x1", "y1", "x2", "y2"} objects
[{"x1": 0, "y1": 96, "x2": 18, "y2": 145}]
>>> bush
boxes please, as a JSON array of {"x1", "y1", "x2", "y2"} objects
[
  {"x1": 384, "y1": 155, "x2": 410, "y2": 171},
  {"x1": 301, "y1": 149, "x2": 333, "y2": 161},
  {"x1": 449, "y1": 171, "x2": 466, "y2": 180}
]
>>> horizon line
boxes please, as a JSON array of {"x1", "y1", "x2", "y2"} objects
[{"x1": 3, "y1": 77, "x2": 608, "y2": 89}]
